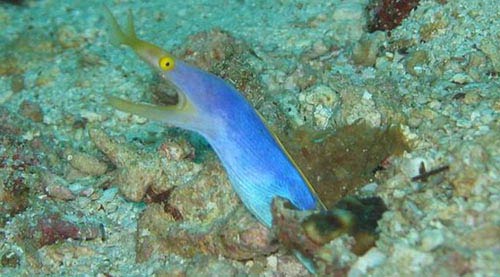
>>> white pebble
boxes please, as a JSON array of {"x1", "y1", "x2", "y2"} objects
[
  {"x1": 420, "y1": 229, "x2": 444, "y2": 251},
  {"x1": 348, "y1": 248, "x2": 386, "y2": 277}
]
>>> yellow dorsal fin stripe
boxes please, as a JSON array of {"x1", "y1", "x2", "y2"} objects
[{"x1": 257, "y1": 112, "x2": 326, "y2": 210}]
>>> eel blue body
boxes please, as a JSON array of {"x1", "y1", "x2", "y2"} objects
[{"x1": 103, "y1": 8, "x2": 324, "y2": 227}]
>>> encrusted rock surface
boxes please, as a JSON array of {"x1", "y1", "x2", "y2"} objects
[{"x1": 0, "y1": 0, "x2": 498, "y2": 275}]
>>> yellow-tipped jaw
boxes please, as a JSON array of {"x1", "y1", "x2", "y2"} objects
[{"x1": 104, "y1": 6, "x2": 198, "y2": 127}]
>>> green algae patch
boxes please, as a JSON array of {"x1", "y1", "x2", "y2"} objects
[{"x1": 284, "y1": 122, "x2": 410, "y2": 209}]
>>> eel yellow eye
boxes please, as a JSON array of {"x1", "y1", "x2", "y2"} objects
[{"x1": 159, "y1": 56, "x2": 175, "y2": 71}]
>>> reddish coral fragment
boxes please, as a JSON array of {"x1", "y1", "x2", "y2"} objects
[
  {"x1": 368, "y1": 0, "x2": 421, "y2": 32},
  {"x1": 34, "y1": 214, "x2": 101, "y2": 247}
]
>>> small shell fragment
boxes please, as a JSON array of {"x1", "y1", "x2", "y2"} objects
[
  {"x1": 42, "y1": 172, "x2": 75, "y2": 201},
  {"x1": 45, "y1": 184, "x2": 76, "y2": 201},
  {"x1": 66, "y1": 150, "x2": 108, "y2": 176}
]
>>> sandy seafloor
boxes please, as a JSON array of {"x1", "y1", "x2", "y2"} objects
[{"x1": 0, "y1": 0, "x2": 499, "y2": 276}]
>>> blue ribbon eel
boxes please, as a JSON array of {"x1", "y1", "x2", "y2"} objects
[{"x1": 103, "y1": 7, "x2": 325, "y2": 230}]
